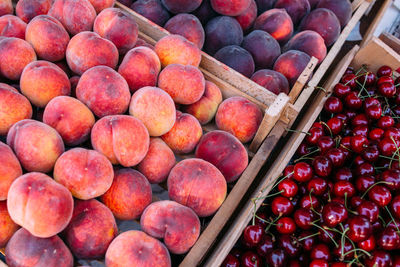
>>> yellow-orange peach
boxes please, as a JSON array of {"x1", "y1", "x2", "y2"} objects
[
  {"x1": 137, "y1": 138, "x2": 176, "y2": 184},
  {"x1": 162, "y1": 111, "x2": 202, "y2": 154},
  {"x1": 25, "y1": 15, "x2": 70, "y2": 62},
  {"x1": 20, "y1": 60, "x2": 71, "y2": 108},
  {"x1": 168, "y1": 158, "x2": 227, "y2": 217},
  {"x1": 105, "y1": 230, "x2": 171, "y2": 267},
  {"x1": 215, "y1": 96, "x2": 263, "y2": 143},
  {"x1": 0, "y1": 142, "x2": 22, "y2": 200},
  {"x1": 118, "y1": 46, "x2": 161, "y2": 92},
  {"x1": 54, "y1": 148, "x2": 114, "y2": 200},
  {"x1": 93, "y1": 7, "x2": 138, "y2": 54},
  {"x1": 0, "y1": 83, "x2": 32, "y2": 135},
  {"x1": 155, "y1": 34, "x2": 201, "y2": 67},
  {"x1": 129, "y1": 86, "x2": 176, "y2": 136},
  {"x1": 0, "y1": 37, "x2": 37, "y2": 80},
  {"x1": 64, "y1": 199, "x2": 117, "y2": 259},
  {"x1": 91, "y1": 115, "x2": 150, "y2": 167},
  {"x1": 5, "y1": 228, "x2": 73, "y2": 267},
  {"x1": 16, "y1": 0, "x2": 52, "y2": 23},
  {"x1": 0, "y1": 0, "x2": 12, "y2": 16},
  {"x1": 89, "y1": 0, "x2": 115, "y2": 13},
  {"x1": 66, "y1": 31, "x2": 119, "y2": 75},
  {"x1": 7, "y1": 172, "x2": 73, "y2": 238},
  {"x1": 76, "y1": 65, "x2": 130, "y2": 117},
  {"x1": 0, "y1": 15, "x2": 26, "y2": 39},
  {"x1": 101, "y1": 168, "x2": 152, "y2": 220},
  {"x1": 158, "y1": 64, "x2": 205, "y2": 105},
  {"x1": 0, "y1": 201, "x2": 19, "y2": 248},
  {"x1": 43, "y1": 96, "x2": 95, "y2": 146}
]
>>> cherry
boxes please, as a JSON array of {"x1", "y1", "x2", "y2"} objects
[
  {"x1": 335, "y1": 113, "x2": 348, "y2": 124},
  {"x1": 345, "y1": 91, "x2": 362, "y2": 110},
  {"x1": 352, "y1": 113, "x2": 369, "y2": 127},
  {"x1": 321, "y1": 201, "x2": 348, "y2": 227},
  {"x1": 296, "y1": 142, "x2": 310, "y2": 156},
  {"x1": 230, "y1": 248, "x2": 242, "y2": 259},
  {"x1": 293, "y1": 162, "x2": 313, "y2": 182},
  {"x1": 333, "y1": 180, "x2": 355, "y2": 197},
  {"x1": 347, "y1": 216, "x2": 372, "y2": 242},
  {"x1": 277, "y1": 178, "x2": 298, "y2": 198},
  {"x1": 333, "y1": 83, "x2": 351, "y2": 98},
  {"x1": 309, "y1": 259, "x2": 328, "y2": 267},
  {"x1": 276, "y1": 217, "x2": 296, "y2": 234},
  {"x1": 306, "y1": 127, "x2": 324, "y2": 145},
  {"x1": 241, "y1": 251, "x2": 261, "y2": 267},
  {"x1": 356, "y1": 176, "x2": 375, "y2": 193},
  {"x1": 312, "y1": 156, "x2": 332, "y2": 177},
  {"x1": 377, "y1": 65, "x2": 393, "y2": 77},
  {"x1": 222, "y1": 254, "x2": 240, "y2": 267},
  {"x1": 317, "y1": 136, "x2": 334, "y2": 154},
  {"x1": 361, "y1": 146, "x2": 379, "y2": 162},
  {"x1": 378, "y1": 137, "x2": 398, "y2": 156},
  {"x1": 271, "y1": 196, "x2": 293, "y2": 216},
  {"x1": 363, "y1": 97, "x2": 381, "y2": 109},
  {"x1": 310, "y1": 243, "x2": 331, "y2": 261},
  {"x1": 350, "y1": 195, "x2": 363, "y2": 209},
  {"x1": 278, "y1": 235, "x2": 301, "y2": 257},
  {"x1": 377, "y1": 76, "x2": 394, "y2": 86},
  {"x1": 394, "y1": 256, "x2": 400, "y2": 267},
  {"x1": 378, "y1": 82, "x2": 396, "y2": 97},
  {"x1": 369, "y1": 128, "x2": 385, "y2": 141},
  {"x1": 378, "y1": 116, "x2": 395, "y2": 129},
  {"x1": 334, "y1": 167, "x2": 353, "y2": 182},
  {"x1": 365, "y1": 104, "x2": 382, "y2": 120},
  {"x1": 355, "y1": 162, "x2": 375, "y2": 177},
  {"x1": 326, "y1": 148, "x2": 346, "y2": 167},
  {"x1": 353, "y1": 155, "x2": 366, "y2": 166},
  {"x1": 377, "y1": 227, "x2": 400, "y2": 250},
  {"x1": 384, "y1": 127, "x2": 400, "y2": 141},
  {"x1": 294, "y1": 208, "x2": 315, "y2": 230},
  {"x1": 331, "y1": 263, "x2": 348, "y2": 267},
  {"x1": 372, "y1": 220, "x2": 384, "y2": 232},
  {"x1": 283, "y1": 165, "x2": 294, "y2": 179},
  {"x1": 255, "y1": 212, "x2": 268, "y2": 228},
  {"x1": 298, "y1": 231, "x2": 316, "y2": 251},
  {"x1": 344, "y1": 110, "x2": 357, "y2": 121},
  {"x1": 353, "y1": 125, "x2": 369, "y2": 136},
  {"x1": 345, "y1": 67, "x2": 354, "y2": 74},
  {"x1": 387, "y1": 218, "x2": 400, "y2": 230},
  {"x1": 326, "y1": 117, "x2": 343, "y2": 135},
  {"x1": 358, "y1": 235, "x2": 376, "y2": 252},
  {"x1": 307, "y1": 177, "x2": 327, "y2": 196},
  {"x1": 324, "y1": 96, "x2": 343, "y2": 113},
  {"x1": 318, "y1": 227, "x2": 337, "y2": 243},
  {"x1": 289, "y1": 260, "x2": 301, "y2": 267},
  {"x1": 368, "y1": 185, "x2": 392, "y2": 207},
  {"x1": 266, "y1": 249, "x2": 288, "y2": 267},
  {"x1": 332, "y1": 239, "x2": 353, "y2": 260},
  {"x1": 357, "y1": 200, "x2": 379, "y2": 223},
  {"x1": 256, "y1": 235, "x2": 274, "y2": 256},
  {"x1": 391, "y1": 195, "x2": 400, "y2": 219},
  {"x1": 365, "y1": 250, "x2": 393, "y2": 267},
  {"x1": 312, "y1": 122, "x2": 324, "y2": 129},
  {"x1": 300, "y1": 194, "x2": 321, "y2": 210},
  {"x1": 351, "y1": 135, "x2": 369, "y2": 153},
  {"x1": 243, "y1": 225, "x2": 263, "y2": 247},
  {"x1": 358, "y1": 71, "x2": 376, "y2": 86},
  {"x1": 341, "y1": 73, "x2": 357, "y2": 89},
  {"x1": 380, "y1": 169, "x2": 400, "y2": 191}
]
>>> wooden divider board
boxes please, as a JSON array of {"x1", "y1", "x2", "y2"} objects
[{"x1": 380, "y1": 32, "x2": 400, "y2": 54}]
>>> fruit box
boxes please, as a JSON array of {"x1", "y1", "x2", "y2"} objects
[{"x1": 205, "y1": 37, "x2": 400, "y2": 266}]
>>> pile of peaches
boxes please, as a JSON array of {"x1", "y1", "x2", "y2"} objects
[
  {"x1": 0, "y1": 0, "x2": 263, "y2": 266},
  {"x1": 126, "y1": 0, "x2": 353, "y2": 94}
]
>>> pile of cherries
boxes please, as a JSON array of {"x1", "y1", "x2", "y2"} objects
[{"x1": 223, "y1": 65, "x2": 400, "y2": 267}]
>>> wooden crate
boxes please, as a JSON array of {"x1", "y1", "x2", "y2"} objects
[{"x1": 205, "y1": 37, "x2": 400, "y2": 266}]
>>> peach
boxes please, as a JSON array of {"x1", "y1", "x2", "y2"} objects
[
  {"x1": 0, "y1": 37, "x2": 37, "y2": 80},
  {"x1": 43, "y1": 96, "x2": 95, "y2": 146},
  {"x1": 162, "y1": 111, "x2": 202, "y2": 154},
  {"x1": 274, "y1": 0, "x2": 310, "y2": 25},
  {"x1": 25, "y1": 15, "x2": 70, "y2": 62},
  {"x1": 7, "y1": 120, "x2": 64, "y2": 173},
  {"x1": 251, "y1": 69, "x2": 289, "y2": 95},
  {"x1": 184, "y1": 80, "x2": 222, "y2": 125},
  {"x1": 256, "y1": 0, "x2": 275, "y2": 14},
  {"x1": 64, "y1": 199, "x2": 117, "y2": 259},
  {"x1": 66, "y1": 31, "x2": 119, "y2": 75},
  {"x1": 129, "y1": 86, "x2": 176, "y2": 136},
  {"x1": 0, "y1": 83, "x2": 32, "y2": 136},
  {"x1": 192, "y1": 0, "x2": 217, "y2": 24},
  {"x1": 0, "y1": 0, "x2": 12, "y2": 16},
  {"x1": 20, "y1": 61, "x2": 71, "y2": 108},
  {"x1": 155, "y1": 34, "x2": 201, "y2": 67},
  {"x1": 54, "y1": 148, "x2": 114, "y2": 200},
  {"x1": 5, "y1": 228, "x2": 73, "y2": 267},
  {"x1": 158, "y1": 64, "x2": 205, "y2": 105},
  {"x1": 7, "y1": 172, "x2": 73, "y2": 238},
  {"x1": 91, "y1": 115, "x2": 150, "y2": 167},
  {"x1": 168, "y1": 158, "x2": 227, "y2": 217},
  {"x1": 215, "y1": 96, "x2": 263, "y2": 143},
  {"x1": 284, "y1": 30, "x2": 327, "y2": 63},
  {"x1": 76, "y1": 66, "x2": 130, "y2": 117},
  {"x1": 48, "y1": 0, "x2": 96, "y2": 35},
  {"x1": 254, "y1": 8, "x2": 294, "y2": 44},
  {"x1": 134, "y1": 37, "x2": 155, "y2": 49},
  {"x1": 137, "y1": 138, "x2": 176, "y2": 184},
  {"x1": 0, "y1": 15, "x2": 27, "y2": 39},
  {"x1": 16, "y1": 0, "x2": 52, "y2": 23},
  {"x1": 101, "y1": 168, "x2": 152, "y2": 220},
  {"x1": 131, "y1": 0, "x2": 170, "y2": 26},
  {"x1": 0, "y1": 201, "x2": 19, "y2": 248},
  {"x1": 300, "y1": 8, "x2": 341, "y2": 46},
  {"x1": 242, "y1": 30, "x2": 281, "y2": 69},
  {"x1": 165, "y1": 14, "x2": 205, "y2": 49},
  {"x1": 93, "y1": 7, "x2": 139, "y2": 55},
  {"x1": 140, "y1": 200, "x2": 200, "y2": 254},
  {"x1": 273, "y1": 50, "x2": 311, "y2": 87},
  {"x1": 0, "y1": 142, "x2": 22, "y2": 200},
  {"x1": 235, "y1": 0, "x2": 257, "y2": 31},
  {"x1": 89, "y1": 0, "x2": 115, "y2": 13},
  {"x1": 161, "y1": 0, "x2": 202, "y2": 13},
  {"x1": 118, "y1": 46, "x2": 161, "y2": 92},
  {"x1": 204, "y1": 16, "x2": 243, "y2": 55},
  {"x1": 214, "y1": 45, "x2": 255, "y2": 78},
  {"x1": 210, "y1": 0, "x2": 251, "y2": 16},
  {"x1": 195, "y1": 130, "x2": 248, "y2": 183},
  {"x1": 105, "y1": 230, "x2": 171, "y2": 267},
  {"x1": 54, "y1": 61, "x2": 71, "y2": 77},
  {"x1": 317, "y1": 0, "x2": 351, "y2": 27}
]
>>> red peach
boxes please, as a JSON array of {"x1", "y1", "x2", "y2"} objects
[
  {"x1": 88, "y1": 0, "x2": 115, "y2": 13},
  {"x1": 273, "y1": 49, "x2": 311, "y2": 87},
  {"x1": 235, "y1": 0, "x2": 257, "y2": 31},
  {"x1": 0, "y1": 142, "x2": 22, "y2": 200},
  {"x1": 0, "y1": 201, "x2": 19, "y2": 248},
  {"x1": 283, "y1": 30, "x2": 327, "y2": 63},
  {"x1": 16, "y1": 0, "x2": 52, "y2": 23},
  {"x1": 251, "y1": 69, "x2": 289, "y2": 95},
  {"x1": 131, "y1": 0, "x2": 170, "y2": 26},
  {"x1": 274, "y1": 0, "x2": 310, "y2": 25},
  {"x1": 0, "y1": 15, "x2": 26, "y2": 39},
  {"x1": 0, "y1": 0, "x2": 12, "y2": 16},
  {"x1": 317, "y1": 0, "x2": 352, "y2": 27},
  {"x1": 210, "y1": 0, "x2": 251, "y2": 16},
  {"x1": 254, "y1": 8, "x2": 294, "y2": 44}
]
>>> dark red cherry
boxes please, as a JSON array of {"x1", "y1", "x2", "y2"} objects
[
  {"x1": 355, "y1": 176, "x2": 375, "y2": 193},
  {"x1": 369, "y1": 128, "x2": 385, "y2": 141},
  {"x1": 391, "y1": 195, "x2": 400, "y2": 219},
  {"x1": 345, "y1": 67, "x2": 354, "y2": 75},
  {"x1": 353, "y1": 155, "x2": 366, "y2": 166},
  {"x1": 353, "y1": 125, "x2": 368, "y2": 136},
  {"x1": 384, "y1": 127, "x2": 400, "y2": 141},
  {"x1": 335, "y1": 113, "x2": 348, "y2": 124},
  {"x1": 351, "y1": 135, "x2": 369, "y2": 154},
  {"x1": 317, "y1": 136, "x2": 334, "y2": 154},
  {"x1": 324, "y1": 96, "x2": 343, "y2": 113},
  {"x1": 334, "y1": 167, "x2": 353, "y2": 182},
  {"x1": 230, "y1": 248, "x2": 242, "y2": 259},
  {"x1": 361, "y1": 146, "x2": 379, "y2": 162},
  {"x1": 347, "y1": 216, "x2": 372, "y2": 242},
  {"x1": 289, "y1": 260, "x2": 301, "y2": 267},
  {"x1": 344, "y1": 110, "x2": 357, "y2": 121},
  {"x1": 298, "y1": 231, "x2": 316, "y2": 251},
  {"x1": 277, "y1": 178, "x2": 298, "y2": 198},
  {"x1": 368, "y1": 185, "x2": 392, "y2": 207},
  {"x1": 318, "y1": 227, "x2": 337, "y2": 243},
  {"x1": 352, "y1": 113, "x2": 369, "y2": 127},
  {"x1": 256, "y1": 235, "x2": 274, "y2": 256},
  {"x1": 310, "y1": 243, "x2": 331, "y2": 261},
  {"x1": 266, "y1": 249, "x2": 288, "y2": 267},
  {"x1": 332, "y1": 239, "x2": 353, "y2": 260},
  {"x1": 357, "y1": 200, "x2": 379, "y2": 223},
  {"x1": 222, "y1": 254, "x2": 240, "y2": 267},
  {"x1": 379, "y1": 137, "x2": 398, "y2": 156},
  {"x1": 358, "y1": 235, "x2": 376, "y2": 252},
  {"x1": 241, "y1": 251, "x2": 261, "y2": 267},
  {"x1": 243, "y1": 225, "x2": 263, "y2": 247},
  {"x1": 331, "y1": 263, "x2": 348, "y2": 267},
  {"x1": 377, "y1": 65, "x2": 393, "y2": 77},
  {"x1": 377, "y1": 227, "x2": 400, "y2": 250},
  {"x1": 378, "y1": 116, "x2": 395, "y2": 129},
  {"x1": 278, "y1": 235, "x2": 301, "y2": 258},
  {"x1": 309, "y1": 259, "x2": 328, "y2": 267},
  {"x1": 378, "y1": 82, "x2": 396, "y2": 98},
  {"x1": 341, "y1": 73, "x2": 357, "y2": 89},
  {"x1": 345, "y1": 91, "x2": 362, "y2": 110},
  {"x1": 363, "y1": 97, "x2": 380, "y2": 109},
  {"x1": 350, "y1": 195, "x2": 363, "y2": 208},
  {"x1": 321, "y1": 201, "x2": 348, "y2": 227},
  {"x1": 294, "y1": 208, "x2": 315, "y2": 230},
  {"x1": 358, "y1": 71, "x2": 376, "y2": 86},
  {"x1": 333, "y1": 180, "x2": 355, "y2": 197},
  {"x1": 296, "y1": 142, "x2": 310, "y2": 156},
  {"x1": 312, "y1": 156, "x2": 332, "y2": 177},
  {"x1": 381, "y1": 169, "x2": 400, "y2": 191},
  {"x1": 377, "y1": 76, "x2": 394, "y2": 86},
  {"x1": 254, "y1": 212, "x2": 268, "y2": 228},
  {"x1": 276, "y1": 217, "x2": 296, "y2": 234},
  {"x1": 326, "y1": 117, "x2": 343, "y2": 135},
  {"x1": 283, "y1": 165, "x2": 294, "y2": 179},
  {"x1": 300, "y1": 194, "x2": 321, "y2": 210},
  {"x1": 365, "y1": 250, "x2": 393, "y2": 267},
  {"x1": 365, "y1": 104, "x2": 382, "y2": 120},
  {"x1": 307, "y1": 177, "x2": 327, "y2": 196},
  {"x1": 271, "y1": 196, "x2": 293, "y2": 216},
  {"x1": 333, "y1": 83, "x2": 351, "y2": 98},
  {"x1": 326, "y1": 148, "x2": 345, "y2": 167},
  {"x1": 293, "y1": 162, "x2": 313, "y2": 182},
  {"x1": 355, "y1": 162, "x2": 375, "y2": 177},
  {"x1": 306, "y1": 127, "x2": 324, "y2": 145}
]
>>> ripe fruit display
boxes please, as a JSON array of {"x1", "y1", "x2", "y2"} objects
[{"x1": 224, "y1": 65, "x2": 400, "y2": 266}]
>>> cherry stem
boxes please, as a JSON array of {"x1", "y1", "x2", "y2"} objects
[
  {"x1": 285, "y1": 128, "x2": 311, "y2": 135},
  {"x1": 319, "y1": 121, "x2": 333, "y2": 137},
  {"x1": 389, "y1": 136, "x2": 400, "y2": 168},
  {"x1": 356, "y1": 76, "x2": 369, "y2": 98},
  {"x1": 385, "y1": 205, "x2": 400, "y2": 233},
  {"x1": 294, "y1": 148, "x2": 320, "y2": 163},
  {"x1": 360, "y1": 181, "x2": 392, "y2": 199},
  {"x1": 340, "y1": 228, "x2": 349, "y2": 259},
  {"x1": 264, "y1": 215, "x2": 281, "y2": 234},
  {"x1": 252, "y1": 190, "x2": 284, "y2": 201},
  {"x1": 309, "y1": 189, "x2": 321, "y2": 216},
  {"x1": 355, "y1": 65, "x2": 367, "y2": 76},
  {"x1": 261, "y1": 171, "x2": 294, "y2": 193},
  {"x1": 297, "y1": 232, "x2": 320, "y2": 242},
  {"x1": 311, "y1": 223, "x2": 339, "y2": 248},
  {"x1": 343, "y1": 248, "x2": 372, "y2": 258},
  {"x1": 344, "y1": 193, "x2": 358, "y2": 215},
  {"x1": 316, "y1": 86, "x2": 327, "y2": 93}
]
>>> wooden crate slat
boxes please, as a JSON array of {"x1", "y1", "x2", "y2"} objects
[
  {"x1": 379, "y1": 32, "x2": 400, "y2": 54},
  {"x1": 288, "y1": 57, "x2": 318, "y2": 103}
]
